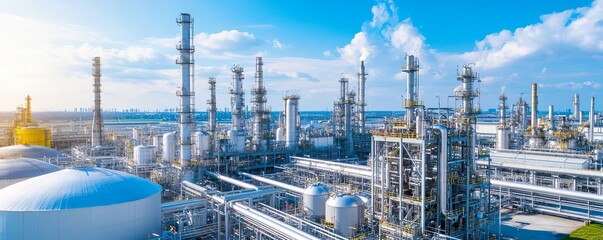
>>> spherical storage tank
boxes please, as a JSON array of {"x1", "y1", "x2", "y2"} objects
[
  {"x1": 303, "y1": 182, "x2": 329, "y2": 217},
  {"x1": 0, "y1": 157, "x2": 61, "y2": 189},
  {"x1": 325, "y1": 194, "x2": 364, "y2": 238},
  {"x1": 0, "y1": 167, "x2": 162, "y2": 240},
  {"x1": 134, "y1": 145, "x2": 157, "y2": 165}
]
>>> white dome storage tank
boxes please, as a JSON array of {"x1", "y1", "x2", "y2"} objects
[
  {"x1": 162, "y1": 132, "x2": 176, "y2": 162},
  {"x1": 0, "y1": 158, "x2": 61, "y2": 189},
  {"x1": 134, "y1": 145, "x2": 157, "y2": 165},
  {"x1": 325, "y1": 194, "x2": 364, "y2": 238},
  {"x1": 303, "y1": 182, "x2": 329, "y2": 218},
  {"x1": 0, "y1": 167, "x2": 162, "y2": 240}
]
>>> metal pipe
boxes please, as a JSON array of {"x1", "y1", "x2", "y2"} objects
[
  {"x1": 491, "y1": 179, "x2": 603, "y2": 203},
  {"x1": 431, "y1": 125, "x2": 448, "y2": 215},
  {"x1": 238, "y1": 172, "x2": 304, "y2": 194},
  {"x1": 231, "y1": 203, "x2": 321, "y2": 240},
  {"x1": 205, "y1": 170, "x2": 259, "y2": 190},
  {"x1": 477, "y1": 160, "x2": 603, "y2": 179},
  {"x1": 292, "y1": 156, "x2": 372, "y2": 179},
  {"x1": 177, "y1": 13, "x2": 194, "y2": 166}
]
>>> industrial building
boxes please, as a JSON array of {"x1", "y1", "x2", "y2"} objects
[{"x1": 0, "y1": 12, "x2": 602, "y2": 240}]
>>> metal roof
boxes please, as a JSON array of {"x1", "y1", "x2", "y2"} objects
[
  {"x1": 0, "y1": 158, "x2": 61, "y2": 188},
  {"x1": 0, "y1": 144, "x2": 63, "y2": 159},
  {"x1": 0, "y1": 167, "x2": 162, "y2": 211}
]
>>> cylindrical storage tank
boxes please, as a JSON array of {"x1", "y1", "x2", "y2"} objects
[
  {"x1": 14, "y1": 127, "x2": 52, "y2": 147},
  {"x1": 194, "y1": 131, "x2": 211, "y2": 157},
  {"x1": 134, "y1": 145, "x2": 156, "y2": 165},
  {"x1": 496, "y1": 128, "x2": 509, "y2": 150},
  {"x1": 302, "y1": 183, "x2": 329, "y2": 218},
  {"x1": 325, "y1": 194, "x2": 364, "y2": 238},
  {"x1": 162, "y1": 132, "x2": 176, "y2": 162},
  {"x1": 285, "y1": 97, "x2": 298, "y2": 148},
  {"x1": 354, "y1": 192, "x2": 371, "y2": 208},
  {"x1": 0, "y1": 167, "x2": 162, "y2": 239},
  {"x1": 275, "y1": 127, "x2": 284, "y2": 142}
]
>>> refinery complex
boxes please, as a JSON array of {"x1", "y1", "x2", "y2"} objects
[{"x1": 1, "y1": 13, "x2": 603, "y2": 240}]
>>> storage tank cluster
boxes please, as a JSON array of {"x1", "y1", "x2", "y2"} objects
[
  {"x1": 302, "y1": 182, "x2": 330, "y2": 218},
  {"x1": 0, "y1": 167, "x2": 162, "y2": 239}
]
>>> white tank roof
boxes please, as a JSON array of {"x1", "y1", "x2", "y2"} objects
[
  {"x1": 0, "y1": 167, "x2": 162, "y2": 211},
  {"x1": 0, "y1": 157, "x2": 60, "y2": 180},
  {"x1": 0, "y1": 144, "x2": 63, "y2": 159}
]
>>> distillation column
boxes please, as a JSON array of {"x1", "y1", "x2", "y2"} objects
[
  {"x1": 230, "y1": 65, "x2": 245, "y2": 152},
  {"x1": 177, "y1": 13, "x2": 194, "y2": 166},
  {"x1": 92, "y1": 57, "x2": 104, "y2": 147},
  {"x1": 284, "y1": 94, "x2": 300, "y2": 149},
  {"x1": 549, "y1": 105, "x2": 554, "y2": 128},
  {"x1": 589, "y1": 97, "x2": 595, "y2": 142},
  {"x1": 357, "y1": 61, "x2": 367, "y2": 134},
  {"x1": 573, "y1": 94, "x2": 580, "y2": 120},
  {"x1": 207, "y1": 77, "x2": 217, "y2": 153},
  {"x1": 531, "y1": 83, "x2": 538, "y2": 134},
  {"x1": 497, "y1": 94, "x2": 509, "y2": 149},
  {"x1": 251, "y1": 57, "x2": 270, "y2": 151},
  {"x1": 402, "y1": 55, "x2": 419, "y2": 127}
]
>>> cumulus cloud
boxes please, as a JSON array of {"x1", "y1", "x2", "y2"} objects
[
  {"x1": 196, "y1": 30, "x2": 260, "y2": 51},
  {"x1": 337, "y1": 32, "x2": 375, "y2": 63},
  {"x1": 273, "y1": 39, "x2": 283, "y2": 49},
  {"x1": 390, "y1": 19, "x2": 425, "y2": 56}
]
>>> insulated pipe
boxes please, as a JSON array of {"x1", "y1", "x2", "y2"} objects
[
  {"x1": 292, "y1": 157, "x2": 372, "y2": 179},
  {"x1": 491, "y1": 179, "x2": 603, "y2": 203},
  {"x1": 238, "y1": 172, "x2": 304, "y2": 194},
  {"x1": 589, "y1": 97, "x2": 595, "y2": 142},
  {"x1": 531, "y1": 83, "x2": 538, "y2": 132},
  {"x1": 205, "y1": 171, "x2": 259, "y2": 190},
  {"x1": 431, "y1": 125, "x2": 448, "y2": 215},
  {"x1": 231, "y1": 203, "x2": 321, "y2": 240}
]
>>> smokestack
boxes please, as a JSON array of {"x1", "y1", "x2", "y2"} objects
[
  {"x1": 92, "y1": 57, "x2": 104, "y2": 147},
  {"x1": 402, "y1": 55, "x2": 419, "y2": 126},
  {"x1": 590, "y1": 97, "x2": 595, "y2": 142},
  {"x1": 357, "y1": 61, "x2": 367, "y2": 134},
  {"x1": 549, "y1": 105, "x2": 554, "y2": 127},
  {"x1": 177, "y1": 13, "x2": 194, "y2": 166},
  {"x1": 531, "y1": 83, "x2": 538, "y2": 132}
]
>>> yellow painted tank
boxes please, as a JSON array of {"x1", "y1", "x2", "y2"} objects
[{"x1": 14, "y1": 127, "x2": 52, "y2": 147}]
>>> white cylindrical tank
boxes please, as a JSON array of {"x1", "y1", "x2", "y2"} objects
[
  {"x1": 162, "y1": 132, "x2": 176, "y2": 162},
  {"x1": 302, "y1": 183, "x2": 329, "y2": 218},
  {"x1": 0, "y1": 167, "x2": 162, "y2": 239},
  {"x1": 276, "y1": 127, "x2": 284, "y2": 142},
  {"x1": 325, "y1": 194, "x2": 364, "y2": 238},
  {"x1": 285, "y1": 97, "x2": 298, "y2": 148},
  {"x1": 134, "y1": 145, "x2": 157, "y2": 165},
  {"x1": 496, "y1": 128, "x2": 509, "y2": 150}
]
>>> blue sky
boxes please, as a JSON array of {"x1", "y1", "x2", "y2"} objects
[{"x1": 0, "y1": 0, "x2": 601, "y2": 111}]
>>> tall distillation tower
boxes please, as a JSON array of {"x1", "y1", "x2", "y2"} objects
[
  {"x1": 357, "y1": 61, "x2": 367, "y2": 134},
  {"x1": 496, "y1": 94, "x2": 510, "y2": 149},
  {"x1": 92, "y1": 57, "x2": 104, "y2": 147},
  {"x1": 207, "y1": 77, "x2": 217, "y2": 155},
  {"x1": 229, "y1": 65, "x2": 246, "y2": 152},
  {"x1": 402, "y1": 55, "x2": 419, "y2": 127},
  {"x1": 176, "y1": 13, "x2": 195, "y2": 167},
  {"x1": 251, "y1": 57, "x2": 271, "y2": 151}
]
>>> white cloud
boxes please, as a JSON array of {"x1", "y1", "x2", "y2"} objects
[
  {"x1": 337, "y1": 32, "x2": 375, "y2": 63},
  {"x1": 370, "y1": 2, "x2": 390, "y2": 28},
  {"x1": 323, "y1": 50, "x2": 332, "y2": 57},
  {"x1": 273, "y1": 39, "x2": 283, "y2": 49},
  {"x1": 196, "y1": 30, "x2": 260, "y2": 51},
  {"x1": 390, "y1": 19, "x2": 425, "y2": 56}
]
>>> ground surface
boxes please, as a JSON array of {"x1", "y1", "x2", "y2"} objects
[
  {"x1": 489, "y1": 208, "x2": 584, "y2": 240},
  {"x1": 564, "y1": 223, "x2": 603, "y2": 240}
]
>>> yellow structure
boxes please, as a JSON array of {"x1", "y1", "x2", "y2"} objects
[{"x1": 11, "y1": 95, "x2": 52, "y2": 147}]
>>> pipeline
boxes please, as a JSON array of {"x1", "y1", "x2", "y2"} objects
[
  {"x1": 238, "y1": 172, "x2": 304, "y2": 194},
  {"x1": 205, "y1": 170, "x2": 259, "y2": 190},
  {"x1": 292, "y1": 156, "x2": 372, "y2": 179}
]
